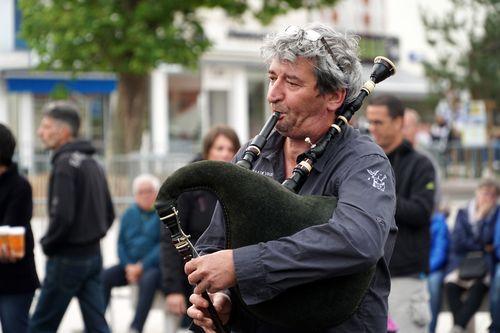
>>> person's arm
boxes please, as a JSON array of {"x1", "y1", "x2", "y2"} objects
[
  {"x1": 1, "y1": 177, "x2": 32, "y2": 261},
  {"x1": 394, "y1": 156, "x2": 435, "y2": 229},
  {"x1": 117, "y1": 209, "x2": 133, "y2": 266},
  {"x1": 429, "y1": 213, "x2": 449, "y2": 272},
  {"x1": 493, "y1": 207, "x2": 500, "y2": 260},
  {"x1": 451, "y1": 209, "x2": 482, "y2": 254},
  {"x1": 228, "y1": 154, "x2": 395, "y2": 305},
  {"x1": 2, "y1": 177, "x2": 32, "y2": 228},
  {"x1": 40, "y1": 164, "x2": 76, "y2": 255},
  {"x1": 105, "y1": 180, "x2": 115, "y2": 229},
  {"x1": 161, "y1": 225, "x2": 189, "y2": 315}
]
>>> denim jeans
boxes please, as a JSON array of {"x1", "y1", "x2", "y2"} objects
[
  {"x1": 0, "y1": 292, "x2": 34, "y2": 333},
  {"x1": 490, "y1": 264, "x2": 500, "y2": 333},
  {"x1": 101, "y1": 264, "x2": 161, "y2": 332},
  {"x1": 427, "y1": 270, "x2": 445, "y2": 333},
  {"x1": 29, "y1": 253, "x2": 110, "y2": 333}
]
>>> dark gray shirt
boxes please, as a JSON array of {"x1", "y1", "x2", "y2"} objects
[{"x1": 197, "y1": 126, "x2": 397, "y2": 332}]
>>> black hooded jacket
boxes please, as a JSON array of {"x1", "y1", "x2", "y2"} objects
[
  {"x1": 41, "y1": 140, "x2": 115, "y2": 256},
  {"x1": 0, "y1": 163, "x2": 40, "y2": 294},
  {"x1": 387, "y1": 140, "x2": 435, "y2": 277}
]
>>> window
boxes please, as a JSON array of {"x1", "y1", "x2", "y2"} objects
[
  {"x1": 14, "y1": 0, "x2": 28, "y2": 50},
  {"x1": 168, "y1": 73, "x2": 201, "y2": 153}
]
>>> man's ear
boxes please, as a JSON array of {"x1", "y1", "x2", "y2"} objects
[
  {"x1": 327, "y1": 89, "x2": 347, "y2": 113},
  {"x1": 393, "y1": 116, "x2": 404, "y2": 131},
  {"x1": 60, "y1": 123, "x2": 74, "y2": 141}
]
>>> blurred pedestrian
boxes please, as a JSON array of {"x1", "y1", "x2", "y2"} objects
[
  {"x1": 404, "y1": 108, "x2": 450, "y2": 333},
  {"x1": 0, "y1": 124, "x2": 39, "y2": 333},
  {"x1": 101, "y1": 174, "x2": 162, "y2": 333},
  {"x1": 427, "y1": 209, "x2": 450, "y2": 333},
  {"x1": 367, "y1": 95, "x2": 436, "y2": 333},
  {"x1": 404, "y1": 108, "x2": 442, "y2": 208},
  {"x1": 30, "y1": 101, "x2": 115, "y2": 333},
  {"x1": 160, "y1": 125, "x2": 240, "y2": 328},
  {"x1": 445, "y1": 178, "x2": 499, "y2": 333}
]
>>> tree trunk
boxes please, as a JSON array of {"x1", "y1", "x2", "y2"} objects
[{"x1": 113, "y1": 73, "x2": 149, "y2": 153}]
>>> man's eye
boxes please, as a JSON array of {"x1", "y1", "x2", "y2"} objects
[{"x1": 286, "y1": 80, "x2": 299, "y2": 86}]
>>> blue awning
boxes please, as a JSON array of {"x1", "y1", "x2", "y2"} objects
[{"x1": 5, "y1": 76, "x2": 117, "y2": 94}]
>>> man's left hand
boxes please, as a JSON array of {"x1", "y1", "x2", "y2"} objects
[
  {"x1": 125, "y1": 263, "x2": 143, "y2": 284},
  {"x1": 185, "y1": 250, "x2": 236, "y2": 294}
]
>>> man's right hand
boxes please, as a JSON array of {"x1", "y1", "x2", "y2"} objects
[
  {"x1": 165, "y1": 293, "x2": 187, "y2": 316},
  {"x1": 0, "y1": 245, "x2": 18, "y2": 263},
  {"x1": 187, "y1": 292, "x2": 231, "y2": 333}
]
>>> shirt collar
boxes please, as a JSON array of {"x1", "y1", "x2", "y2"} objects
[{"x1": 259, "y1": 126, "x2": 349, "y2": 174}]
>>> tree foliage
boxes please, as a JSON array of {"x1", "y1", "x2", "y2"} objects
[
  {"x1": 421, "y1": 0, "x2": 500, "y2": 107},
  {"x1": 19, "y1": 0, "x2": 340, "y2": 152}
]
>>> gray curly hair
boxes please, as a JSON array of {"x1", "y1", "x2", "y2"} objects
[{"x1": 261, "y1": 23, "x2": 363, "y2": 104}]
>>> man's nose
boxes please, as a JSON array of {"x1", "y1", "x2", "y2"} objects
[
  {"x1": 368, "y1": 123, "x2": 376, "y2": 134},
  {"x1": 267, "y1": 81, "x2": 284, "y2": 104}
]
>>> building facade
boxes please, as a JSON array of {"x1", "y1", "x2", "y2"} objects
[{"x1": 1, "y1": 0, "x2": 437, "y2": 174}]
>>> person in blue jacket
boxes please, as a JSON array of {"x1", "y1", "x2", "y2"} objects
[
  {"x1": 428, "y1": 209, "x2": 450, "y2": 333},
  {"x1": 445, "y1": 178, "x2": 499, "y2": 333},
  {"x1": 489, "y1": 190, "x2": 500, "y2": 333},
  {"x1": 101, "y1": 174, "x2": 162, "y2": 333}
]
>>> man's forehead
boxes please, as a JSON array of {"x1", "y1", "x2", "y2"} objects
[
  {"x1": 40, "y1": 116, "x2": 58, "y2": 126},
  {"x1": 270, "y1": 56, "x2": 313, "y2": 68},
  {"x1": 367, "y1": 105, "x2": 391, "y2": 117},
  {"x1": 269, "y1": 57, "x2": 316, "y2": 78}
]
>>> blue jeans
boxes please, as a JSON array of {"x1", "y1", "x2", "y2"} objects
[
  {"x1": 490, "y1": 264, "x2": 500, "y2": 333},
  {"x1": 0, "y1": 292, "x2": 34, "y2": 333},
  {"x1": 101, "y1": 264, "x2": 161, "y2": 332},
  {"x1": 428, "y1": 270, "x2": 445, "y2": 333},
  {"x1": 29, "y1": 253, "x2": 109, "y2": 333}
]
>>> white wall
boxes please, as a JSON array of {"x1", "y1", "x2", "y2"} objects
[
  {"x1": 384, "y1": 0, "x2": 450, "y2": 76},
  {"x1": 0, "y1": 0, "x2": 14, "y2": 52}
]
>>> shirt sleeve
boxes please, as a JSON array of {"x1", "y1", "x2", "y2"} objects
[
  {"x1": 395, "y1": 156, "x2": 435, "y2": 228},
  {"x1": 3, "y1": 178, "x2": 32, "y2": 228},
  {"x1": 232, "y1": 154, "x2": 396, "y2": 305},
  {"x1": 494, "y1": 207, "x2": 500, "y2": 260},
  {"x1": 451, "y1": 209, "x2": 482, "y2": 254},
  {"x1": 40, "y1": 164, "x2": 76, "y2": 255},
  {"x1": 429, "y1": 213, "x2": 450, "y2": 272},
  {"x1": 118, "y1": 211, "x2": 132, "y2": 266}
]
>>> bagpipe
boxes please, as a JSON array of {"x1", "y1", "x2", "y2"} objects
[{"x1": 155, "y1": 56, "x2": 396, "y2": 331}]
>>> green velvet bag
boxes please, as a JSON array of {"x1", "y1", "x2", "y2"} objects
[{"x1": 156, "y1": 160, "x2": 375, "y2": 330}]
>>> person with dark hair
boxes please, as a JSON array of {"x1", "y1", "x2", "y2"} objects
[
  {"x1": 367, "y1": 94, "x2": 436, "y2": 333},
  {"x1": 101, "y1": 174, "x2": 162, "y2": 333},
  {"x1": 30, "y1": 101, "x2": 115, "y2": 333},
  {"x1": 160, "y1": 125, "x2": 240, "y2": 329},
  {"x1": 184, "y1": 23, "x2": 397, "y2": 333},
  {"x1": 445, "y1": 179, "x2": 499, "y2": 333},
  {"x1": 0, "y1": 124, "x2": 39, "y2": 333},
  {"x1": 403, "y1": 108, "x2": 448, "y2": 333}
]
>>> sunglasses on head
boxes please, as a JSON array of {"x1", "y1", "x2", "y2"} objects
[{"x1": 284, "y1": 25, "x2": 337, "y2": 68}]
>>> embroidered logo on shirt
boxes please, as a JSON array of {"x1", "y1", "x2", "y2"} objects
[
  {"x1": 367, "y1": 169, "x2": 387, "y2": 192},
  {"x1": 252, "y1": 170, "x2": 274, "y2": 177}
]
